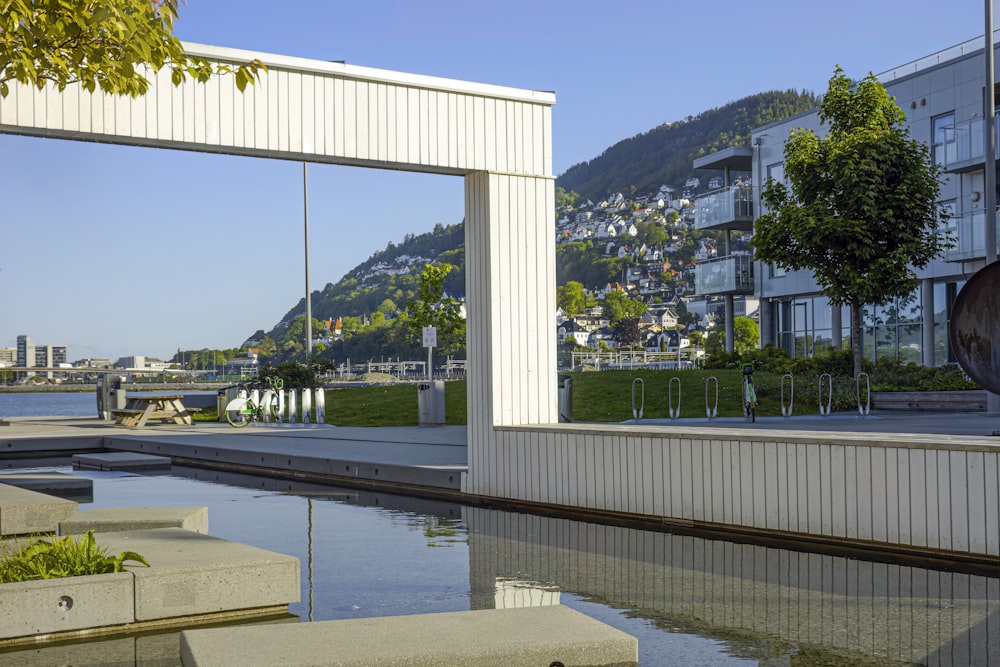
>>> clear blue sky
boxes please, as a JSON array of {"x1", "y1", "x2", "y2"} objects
[{"x1": 0, "y1": 0, "x2": 991, "y2": 361}]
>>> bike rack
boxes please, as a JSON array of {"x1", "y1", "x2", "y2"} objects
[
  {"x1": 304, "y1": 389, "x2": 315, "y2": 424},
  {"x1": 856, "y1": 372, "x2": 871, "y2": 416},
  {"x1": 818, "y1": 373, "x2": 833, "y2": 416},
  {"x1": 781, "y1": 374, "x2": 794, "y2": 417},
  {"x1": 668, "y1": 377, "x2": 681, "y2": 419},
  {"x1": 276, "y1": 390, "x2": 285, "y2": 423},
  {"x1": 315, "y1": 389, "x2": 326, "y2": 424},
  {"x1": 287, "y1": 389, "x2": 298, "y2": 424},
  {"x1": 631, "y1": 379, "x2": 644, "y2": 420},
  {"x1": 705, "y1": 376, "x2": 718, "y2": 419}
]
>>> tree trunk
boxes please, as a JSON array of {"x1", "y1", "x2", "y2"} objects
[{"x1": 850, "y1": 301, "x2": 863, "y2": 379}]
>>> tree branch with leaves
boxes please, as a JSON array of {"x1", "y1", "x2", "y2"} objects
[{"x1": 0, "y1": 0, "x2": 264, "y2": 97}]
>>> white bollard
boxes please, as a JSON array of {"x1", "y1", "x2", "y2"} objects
[
  {"x1": 276, "y1": 389, "x2": 285, "y2": 423},
  {"x1": 287, "y1": 389, "x2": 297, "y2": 424},
  {"x1": 316, "y1": 389, "x2": 326, "y2": 424},
  {"x1": 302, "y1": 389, "x2": 312, "y2": 424}
]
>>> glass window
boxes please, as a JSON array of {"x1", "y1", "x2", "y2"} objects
[{"x1": 932, "y1": 113, "x2": 956, "y2": 166}]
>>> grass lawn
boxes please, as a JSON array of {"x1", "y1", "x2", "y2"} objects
[{"x1": 200, "y1": 370, "x2": 808, "y2": 426}]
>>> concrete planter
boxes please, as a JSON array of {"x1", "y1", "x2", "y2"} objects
[
  {"x1": 0, "y1": 572, "x2": 134, "y2": 640},
  {"x1": 0, "y1": 528, "x2": 299, "y2": 644}
]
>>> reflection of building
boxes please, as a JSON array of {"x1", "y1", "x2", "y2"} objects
[
  {"x1": 464, "y1": 506, "x2": 1000, "y2": 664},
  {"x1": 708, "y1": 33, "x2": 1000, "y2": 365}
]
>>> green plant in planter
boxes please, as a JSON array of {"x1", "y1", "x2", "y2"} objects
[{"x1": 0, "y1": 530, "x2": 149, "y2": 583}]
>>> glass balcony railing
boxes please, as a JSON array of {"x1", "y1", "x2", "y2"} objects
[
  {"x1": 944, "y1": 208, "x2": 1000, "y2": 262},
  {"x1": 692, "y1": 186, "x2": 754, "y2": 231},
  {"x1": 943, "y1": 114, "x2": 1000, "y2": 171},
  {"x1": 695, "y1": 254, "x2": 754, "y2": 295}
]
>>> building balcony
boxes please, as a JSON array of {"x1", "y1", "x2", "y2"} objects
[
  {"x1": 943, "y1": 114, "x2": 999, "y2": 173},
  {"x1": 695, "y1": 254, "x2": 755, "y2": 296},
  {"x1": 944, "y1": 208, "x2": 1000, "y2": 262},
  {"x1": 692, "y1": 186, "x2": 754, "y2": 231}
]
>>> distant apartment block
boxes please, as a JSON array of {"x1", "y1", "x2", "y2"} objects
[
  {"x1": 15, "y1": 334, "x2": 67, "y2": 379},
  {"x1": 699, "y1": 32, "x2": 1000, "y2": 366}
]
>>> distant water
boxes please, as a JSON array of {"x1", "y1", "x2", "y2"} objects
[{"x1": 0, "y1": 391, "x2": 95, "y2": 418}]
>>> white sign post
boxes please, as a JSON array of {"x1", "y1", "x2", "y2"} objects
[{"x1": 422, "y1": 326, "x2": 437, "y2": 380}]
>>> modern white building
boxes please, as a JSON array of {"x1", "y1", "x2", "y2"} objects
[{"x1": 696, "y1": 32, "x2": 1000, "y2": 366}]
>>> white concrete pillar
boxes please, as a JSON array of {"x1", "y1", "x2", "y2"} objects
[
  {"x1": 464, "y1": 172, "x2": 557, "y2": 495},
  {"x1": 921, "y1": 278, "x2": 935, "y2": 366}
]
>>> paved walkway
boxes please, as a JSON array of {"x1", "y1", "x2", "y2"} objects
[{"x1": 2, "y1": 411, "x2": 999, "y2": 492}]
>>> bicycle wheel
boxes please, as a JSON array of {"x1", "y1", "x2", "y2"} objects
[{"x1": 225, "y1": 397, "x2": 252, "y2": 428}]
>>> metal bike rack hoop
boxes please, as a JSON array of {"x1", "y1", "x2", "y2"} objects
[
  {"x1": 818, "y1": 373, "x2": 832, "y2": 416},
  {"x1": 856, "y1": 372, "x2": 871, "y2": 416},
  {"x1": 668, "y1": 376, "x2": 681, "y2": 419},
  {"x1": 631, "y1": 378, "x2": 644, "y2": 420},
  {"x1": 781, "y1": 373, "x2": 794, "y2": 417},
  {"x1": 705, "y1": 376, "x2": 718, "y2": 419}
]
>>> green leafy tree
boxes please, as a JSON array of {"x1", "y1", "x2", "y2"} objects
[
  {"x1": 406, "y1": 263, "x2": 466, "y2": 355},
  {"x1": 733, "y1": 316, "x2": 760, "y2": 355},
  {"x1": 612, "y1": 317, "x2": 642, "y2": 348},
  {"x1": 556, "y1": 281, "x2": 587, "y2": 316},
  {"x1": 0, "y1": 0, "x2": 264, "y2": 98},
  {"x1": 602, "y1": 290, "x2": 647, "y2": 324},
  {"x1": 751, "y1": 67, "x2": 949, "y2": 377}
]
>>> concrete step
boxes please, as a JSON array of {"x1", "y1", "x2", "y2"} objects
[
  {"x1": 0, "y1": 483, "x2": 77, "y2": 536},
  {"x1": 180, "y1": 605, "x2": 638, "y2": 667}
]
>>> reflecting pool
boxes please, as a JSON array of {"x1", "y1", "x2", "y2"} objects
[{"x1": 1, "y1": 463, "x2": 997, "y2": 666}]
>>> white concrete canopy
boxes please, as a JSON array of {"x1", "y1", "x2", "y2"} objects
[{"x1": 0, "y1": 43, "x2": 558, "y2": 495}]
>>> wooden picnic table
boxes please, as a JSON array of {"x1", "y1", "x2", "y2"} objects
[{"x1": 111, "y1": 394, "x2": 199, "y2": 428}]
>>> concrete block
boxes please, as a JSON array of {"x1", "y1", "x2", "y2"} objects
[
  {"x1": 0, "y1": 484, "x2": 77, "y2": 537},
  {"x1": 61, "y1": 506, "x2": 209, "y2": 536},
  {"x1": 98, "y1": 529, "x2": 299, "y2": 622},
  {"x1": 72, "y1": 452, "x2": 171, "y2": 470},
  {"x1": 180, "y1": 605, "x2": 639, "y2": 667},
  {"x1": 0, "y1": 473, "x2": 93, "y2": 503},
  {"x1": 0, "y1": 572, "x2": 134, "y2": 640}
]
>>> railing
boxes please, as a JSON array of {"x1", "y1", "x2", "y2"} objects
[
  {"x1": 692, "y1": 186, "x2": 754, "y2": 230},
  {"x1": 944, "y1": 208, "x2": 1000, "y2": 262},
  {"x1": 694, "y1": 254, "x2": 754, "y2": 295},
  {"x1": 943, "y1": 113, "x2": 1000, "y2": 171},
  {"x1": 876, "y1": 30, "x2": 1000, "y2": 83}
]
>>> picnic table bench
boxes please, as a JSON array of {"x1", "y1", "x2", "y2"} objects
[{"x1": 112, "y1": 394, "x2": 199, "y2": 428}]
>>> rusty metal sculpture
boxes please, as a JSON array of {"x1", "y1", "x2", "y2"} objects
[{"x1": 949, "y1": 261, "x2": 1000, "y2": 393}]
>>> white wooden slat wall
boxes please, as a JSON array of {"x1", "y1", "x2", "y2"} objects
[
  {"x1": 487, "y1": 426, "x2": 1000, "y2": 559},
  {"x1": 465, "y1": 507, "x2": 1000, "y2": 664},
  {"x1": 0, "y1": 50, "x2": 554, "y2": 179}
]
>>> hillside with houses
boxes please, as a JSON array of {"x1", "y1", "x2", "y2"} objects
[{"x1": 245, "y1": 90, "x2": 809, "y2": 367}]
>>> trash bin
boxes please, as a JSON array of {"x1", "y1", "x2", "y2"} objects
[
  {"x1": 558, "y1": 375, "x2": 573, "y2": 423},
  {"x1": 106, "y1": 376, "x2": 126, "y2": 417},
  {"x1": 417, "y1": 380, "x2": 445, "y2": 427},
  {"x1": 96, "y1": 374, "x2": 109, "y2": 419}
]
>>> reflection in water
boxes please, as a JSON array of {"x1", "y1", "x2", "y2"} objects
[
  {"x1": 464, "y1": 507, "x2": 1000, "y2": 666},
  {"x1": 0, "y1": 464, "x2": 994, "y2": 666}
]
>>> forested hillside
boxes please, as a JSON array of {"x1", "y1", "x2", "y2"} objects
[{"x1": 556, "y1": 90, "x2": 818, "y2": 201}]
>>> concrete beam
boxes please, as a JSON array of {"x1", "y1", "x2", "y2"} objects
[{"x1": 180, "y1": 605, "x2": 638, "y2": 666}]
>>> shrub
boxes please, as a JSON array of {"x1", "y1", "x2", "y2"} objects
[{"x1": 0, "y1": 531, "x2": 149, "y2": 583}]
